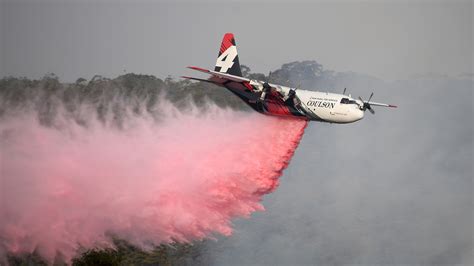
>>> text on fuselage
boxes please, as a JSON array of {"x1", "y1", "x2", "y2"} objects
[{"x1": 306, "y1": 100, "x2": 336, "y2": 108}]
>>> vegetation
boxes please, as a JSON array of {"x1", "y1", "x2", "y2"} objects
[
  {"x1": 6, "y1": 240, "x2": 206, "y2": 266},
  {"x1": 71, "y1": 240, "x2": 205, "y2": 266}
]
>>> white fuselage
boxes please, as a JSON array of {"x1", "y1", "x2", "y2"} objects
[
  {"x1": 249, "y1": 80, "x2": 365, "y2": 123},
  {"x1": 294, "y1": 89, "x2": 365, "y2": 123}
]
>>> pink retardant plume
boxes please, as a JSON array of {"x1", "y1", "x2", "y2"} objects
[{"x1": 0, "y1": 106, "x2": 307, "y2": 262}]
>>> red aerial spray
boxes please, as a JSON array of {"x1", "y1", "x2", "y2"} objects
[{"x1": 0, "y1": 105, "x2": 307, "y2": 262}]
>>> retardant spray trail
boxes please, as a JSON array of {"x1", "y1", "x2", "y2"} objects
[{"x1": 0, "y1": 106, "x2": 307, "y2": 262}]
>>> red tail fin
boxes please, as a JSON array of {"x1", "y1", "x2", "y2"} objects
[{"x1": 214, "y1": 33, "x2": 243, "y2": 77}]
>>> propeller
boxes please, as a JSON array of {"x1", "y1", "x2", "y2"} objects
[
  {"x1": 368, "y1": 92, "x2": 373, "y2": 102},
  {"x1": 358, "y1": 92, "x2": 375, "y2": 114},
  {"x1": 263, "y1": 81, "x2": 271, "y2": 89},
  {"x1": 288, "y1": 88, "x2": 296, "y2": 98},
  {"x1": 291, "y1": 82, "x2": 301, "y2": 94},
  {"x1": 262, "y1": 71, "x2": 272, "y2": 92},
  {"x1": 288, "y1": 82, "x2": 300, "y2": 99},
  {"x1": 259, "y1": 71, "x2": 273, "y2": 103}
]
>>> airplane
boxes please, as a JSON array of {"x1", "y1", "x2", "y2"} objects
[{"x1": 182, "y1": 33, "x2": 396, "y2": 123}]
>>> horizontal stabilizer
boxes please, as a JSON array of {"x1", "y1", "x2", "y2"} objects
[
  {"x1": 187, "y1": 66, "x2": 211, "y2": 74},
  {"x1": 186, "y1": 66, "x2": 250, "y2": 83}
]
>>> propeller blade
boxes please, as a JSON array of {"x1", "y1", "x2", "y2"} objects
[
  {"x1": 368, "y1": 92, "x2": 374, "y2": 102},
  {"x1": 369, "y1": 107, "x2": 375, "y2": 114},
  {"x1": 358, "y1": 96, "x2": 365, "y2": 108}
]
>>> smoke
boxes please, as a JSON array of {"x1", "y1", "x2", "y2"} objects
[
  {"x1": 198, "y1": 76, "x2": 473, "y2": 265},
  {"x1": 0, "y1": 102, "x2": 307, "y2": 262}
]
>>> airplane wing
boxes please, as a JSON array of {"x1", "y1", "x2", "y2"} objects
[
  {"x1": 185, "y1": 66, "x2": 250, "y2": 83},
  {"x1": 366, "y1": 101, "x2": 397, "y2": 108}
]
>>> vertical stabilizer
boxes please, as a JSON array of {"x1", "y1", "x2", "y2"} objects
[{"x1": 214, "y1": 33, "x2": 243, "y2": 77}]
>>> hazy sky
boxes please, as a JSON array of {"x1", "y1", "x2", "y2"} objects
[
  {"x1": 198, "y1": 75, "x2": 473, "y2": 265},
  {"x1": 1, "y1": 0, "x2": 472, "y2": 82}
]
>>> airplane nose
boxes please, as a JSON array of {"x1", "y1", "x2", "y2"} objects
[{"x1": 354, "y1": 109, "x2": 364, "y2": 121}]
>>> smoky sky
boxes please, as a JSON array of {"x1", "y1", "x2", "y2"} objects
[{"x1": 0, "y1": 0, "x2": 472, "y2": 82}]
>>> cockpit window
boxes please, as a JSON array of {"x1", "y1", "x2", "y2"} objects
[{"x1": 340, "y1": 98, "x2": 357, "y2": 104}]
